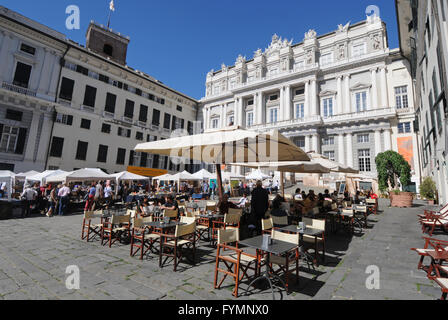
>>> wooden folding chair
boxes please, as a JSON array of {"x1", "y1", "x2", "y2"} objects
[
  {"x1": 163, "y1": 208, "x2": 179, "y2": 221},
  {"x1": 302, "y1": 218, "x2": 326, "y2": 264},
  {"x1": 366, "y1": 199, "x2": 378, "y2": 215},
  {"x1": 271, "y1": 215, "x2": 288, "y2": 227},
  {"x1": 228, "y1": 208, "x2": 243, "y2": 216},
  {"x1": 81, "y1": 210, "x2": 103, "y2": 242},
  {"x1": 433, "y1": 275, "x2": 448, "y2": 300},
  {"x1": 159, "y1": 222, "x2": 196, "y2": 272},
  {"x1": 421, "y1": 216, "x2": 448, "y2": 236},
  {"x1": 212, "y1": 213, "x2": 241, "y2": 245},
  {"x1": 411, "y1": 237, "x2": 448, "y2": 270},
  {"x1": 213, "y1": 228, "x2": 260, "y2": 297},
  {"x1": 418, "y1": 203, "x2": 448, "y2": 220},
  {"x1": 130, "y1": 217, "x2": 160, "y2": 260},
  {"x1": 101, "y1": 214, "x2": 131, "y2": 248},
  {"x1": 269, "y1": 229, "x2": 300, "y2": 293}
]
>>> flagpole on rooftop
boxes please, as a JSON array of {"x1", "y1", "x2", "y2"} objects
[{"x1": 107, "y1": 0, "x2": 115, "y2": 29}]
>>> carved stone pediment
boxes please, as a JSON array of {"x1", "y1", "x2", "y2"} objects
[
  {"x1": 319, "y1": 90, "x2": 337, "y2": 97},
  {"x1": 350, "y1": 82, "x2": 371, "y2": 91}
]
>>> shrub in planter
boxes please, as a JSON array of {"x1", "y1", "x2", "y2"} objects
[
  {"x1": 376, "y1": 151, "x2": 413, "y2": 207},
  {"x1": 420, "y1": 177, "x2": 437, "y2": 204}
]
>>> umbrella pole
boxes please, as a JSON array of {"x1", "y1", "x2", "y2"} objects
[
  {"x1": 281, "y1": 171, "x2": 285, "y2": 196},
  {"x1": 215, "y1": 164, "x2": 223, "y2": 201}
]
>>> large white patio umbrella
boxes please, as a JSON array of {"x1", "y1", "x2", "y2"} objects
[
  {"x1": 135, "y1": 127, "x2": 310, "y2": 199},
  {"x1": 46, "y1": 168, "x2": 109, "y2": 184},
  {"x1": 25, "y1": 170, "x2": 67, "y2": 186},
  {"x1": 0, "y1": 170, "x2": 16, "y2": 201},
  {"x1": 245, "y1": 169, "x2": 271, "y2": 181}
]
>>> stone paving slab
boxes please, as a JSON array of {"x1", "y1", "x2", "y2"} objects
[{"x1": 0, "y1": 199, "x2": 446, "y2": 300}]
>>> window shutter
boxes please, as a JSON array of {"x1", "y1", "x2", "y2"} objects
[
  {"x1": 67, "y1": 115, "x2": 73, "y2": 126},
  {"x1": 15, "y1": 128, "x2": 27, "y2": 154}
]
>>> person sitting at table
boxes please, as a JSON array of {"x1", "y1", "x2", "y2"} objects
[
  {"x1": 236, "y1": 193, "x2": 248, "y2": 208},
  {"x1": 217, "y1": 193, "x2": 238, "y2": 214},
  {"x1": 369, "y1": 189, "x2": 378, "y2": 200},
  {"x1": 294, "y1": 188, "x2": 303, "y2": 201},
  {"x1": 161, "y1": 194, "x2": 178, "y2": 211},
  {"x1": 140, "y1": 197, "x2": 155, "y2": 217},
  {"x1": 323, "y1": 189, "x2": 332, "y2": 201},
  {"x1": 331, "y1": 191, "x2": 339, "y2": 202},
  {"x1": 270, "y1": 195, "x2": 289, "y2": 227}
]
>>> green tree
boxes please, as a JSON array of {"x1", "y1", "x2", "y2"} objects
[
  {"x1": 375, "y1": 150, "x2": 411, "y2": 192},
  {"x1": 419, "y1": 177, "x2": 437, "y2": 200}
]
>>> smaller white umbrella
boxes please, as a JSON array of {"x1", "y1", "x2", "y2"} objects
[
  {"x1": 25, "y1": 170, "x2": 67, "y2": 185},
  {"x1": 46, "y1": 168, "x2": 109, "y2": 183},
  {"x1": 153, "y1": 174, "x2": 174, "y2": 182},
  {"x1": 109, "y1": 171, "x2": 150, "y2": 182},
  {"x1": 192, "y1": 169, "x2": 214, "y2": 180},
  {"x1": 245, "y1": 169, "x2": 271, "y2": 181}
]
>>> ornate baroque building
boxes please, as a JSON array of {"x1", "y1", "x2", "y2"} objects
[{"x1": 200, "y1": 15, "x2": 421, "y2": 191}]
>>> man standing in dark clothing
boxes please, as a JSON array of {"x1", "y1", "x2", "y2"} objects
[{"x1": 250, "y1": 180, "x2": 269, "y2": 234}]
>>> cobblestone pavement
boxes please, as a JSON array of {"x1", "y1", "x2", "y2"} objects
[{"x1": 0, "y1": 199, "x2": 445, "y2": 300}]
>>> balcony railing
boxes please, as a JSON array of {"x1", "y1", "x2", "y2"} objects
[
  {"x1": 122, "y1": 116, "x2": 133, "y2": 124},
  {"x1": 249, "y1": 115, "x2": 322, "y2": 131},
  {"x1": 1, "y1": 82, "x2": 37, "y2": 97},
  {"x1": 103, "y1": 111, "x2": 115, "y2": 118},
  {"x1": 323, "y1": 107, "x2": 397, "y2": 124},
  {"x1": 81, "y1": 105, "x2": 95, "y2": 113}
]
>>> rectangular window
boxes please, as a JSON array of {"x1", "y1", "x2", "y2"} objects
[
  {"x1": 163, "y1": 113, "x2": 171, "y2": 129},
  {"x1": 358, "y1": 149, "x2": 371, "y2": 172},
  {"x1": 295, "y1": 137, "x2": 305, "y2": 148},
  {"x1": 246, "y1": 112, "x2": 254, "y2": 127},
  {"x1": 97, "y1": 145, "x2": 108, "y2": 163},
  {"x1": 13, "y1": 62, "x2": 32, "y2": 88},
  {"x1": 268, "y1": 108, "x2": 278, "y2": 123},
  {"x1": 320, "y1": 52, "x2": 333, "y2": 66},
  {"x1": 56, "y1": 114, "x2": 73, "y2": 126},
  {"x1": 75, "y1": 141, "x2": 88, "y2": 161},
  {"x1": 356, "y1": 91, "x2": 368, "y2": 112},
  {"x1": 116, "y1": 148, "x2": 126, "y2": 165},
  {"x1": 59, "y1": 77, "x2": 75, "y2": 101},
  {"x1": 0, "y1": 126, "x2": 18, "y2": 153},
  {"x1": 247, "y1": 100, "x2": 254, "y2": 106},
  {"x1": 398, "y1": 122, "x2": 411, "y2": 134},
  {"x1": 295, "y1": 103, "x2": 305, "y2": 119},
  {"x1": 76, "y1": 65, "x2": 89, "y2": 76},
  {"x1": 352, "y1": 43, "x2": 366, "y2": 57},
  {"x1": 139, "y1": 105, "x2": 148, "y2": 122},
  {"x1": 124, "y1": 100, "x2": 134, "y2": 119},
  {"x1": 20, "y1": 43, "x2": 36, "y2": 55},
  {"x1": 357, "y1": 134, "x2": 370, "y2": 143},
  {"x1": 322, "y1": 136, "x2": 335, "y2": 146},
  {"x1": 152, "y1": 109, "x2": 160, "y2": 126},
  {"x1": 323, "y1": 151, "x2": 335, "y2": 161},
  {"x1": 429, "y1": 91, "x2": 436, "y2": 130},
  {"x1": 435, "y1": 101, "x2": 443, "y2": 133},
  {"x1": 322, "y1": 98, "x2": 333, "y2": 118},
  {"x1": 80, "y1": 119, "x2": 91, "y2": 130},
  {"x1": 177, "y1": 105, "x2": 183, "y2": 112},
  {"x1": 187, "y1": 121, "x2": 193, "y2": 134},
  {"x1": 136, "y1": 132, "x2": 143, "y2": 141},
  {"x1": 105, "y1": 93, "x2": 116, "y2": 114},
  {"x1": 269, "y1": 95, "x2": 278, "y2": 101},
  {"x1": 117, "y1": 127, "x2": 131, "y2": 138},
  {"x1": 432, "y1": 69, "x2": 439, "y2": 98},
  {"x1": 49, "y1": 136, "x2": 64, "y2": 158},
  {"x1": 5, "y1": 109, "x2": 23, "y2": 122},
  {"x1": 211, "y1": 118, "x2": 219, "y2": 129},
  {"x1": 101, "y1": 123, "x2": 111, "y2": 134},
  {"x1": 83, "y1": 85, "x2": 97, "y2": 108}
]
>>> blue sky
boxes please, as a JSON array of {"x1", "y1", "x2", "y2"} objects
[{"x1": 1, "y1": 0, "x2": 399, "y2": 100}]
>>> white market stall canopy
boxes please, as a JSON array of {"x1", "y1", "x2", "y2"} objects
[
  {"x1": 0, "y1": 170, "x2": 16, "y2": 201},
  {"x1": 108, "y1": 171, "x2": 150, "y2": 182},
  {"x1": 170, "y1": 171, "x2": 202, "y2": 181},
  {"x1": 220, "y1": 171, "x2": 245, "y2": 181},
  {"x1": 46, "y1": 168, "x2": 109, "y2": 183},
  {"x1": 152, "y1": 174, "x2": 173, "y2": 182},
  {"x1": 15, "y1": 170, "x2": 40, "y2": 180},
  {"x1": 25, "y1": 170, "x2": 67, "y2": 185},
  {"x1": 192, "y1": 169, "x2": 214, "y2": 180}
]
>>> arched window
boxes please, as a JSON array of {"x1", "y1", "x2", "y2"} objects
[{"x1": 103, "y1": 44, "x2": 113, "y2": 56}]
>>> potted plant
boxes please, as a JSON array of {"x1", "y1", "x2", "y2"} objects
[
  {"x1": 419, "y1": 177, "x2": 437, "y2": 205},
  {"x1": 375, "y1": 151, "x2": 413, "y2": 207}
]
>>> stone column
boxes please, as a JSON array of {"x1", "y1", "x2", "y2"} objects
[
  {"x1": 48, "y1": 53, "x2": 60, "y2": 98},
  {"x1": 0, "y1": 32, "x2": 11, "y2": 78},
  {"x1": 311, "y1": 134, "x2": 318, "y2": 153},
  {"x1": 285, "y1": 85, "x2": 292, "y2": 120},
  {"x1": 24, "y1": 111, "x2": 42, "y2": 163},
  {"x1": 202, "y1": 107, "x2": 207, "y2": 130},
  {"x1": 304, "y1": 81, "x2": 310, "y2": 118},
  {"x1": 346, "y1": 133, "x2": 354, "y2": 167},
  {"x1": 337, "y1": 75, "x2": 343, "y2": 115},
  {"x1": 221, "y1": 104, "x2": 226, "y2": 128},
  {"x1": 279, "y1": 86, "x2": 285, "y2": 122},
  {"x1": 311, "y1": 79, "x2": 318, "y2": 116},
  {"x1": 253, "y1": 94, "x2": 257, "y2": 126},
  {"x1": 338, "y1": 134, "x2": 345, "y2": 165},
  {"x1": 374, "y1": 130, "x2": 382, "y2": 157},
  {"x1": 371, "y1": 68, "x2": 378, "y2": 110},
  {"x1": 35, "y1": 112, "x2": 54, "y2": 164},
  {"x1": 305, "y1": 135, "x2": 311, "y2": 152},
  {"x1": 344, "y1": 74, "x2": 351, "y2": 113},
  {"x1": 380, "y1": 67, "x2": 388, "y2": 108},
  {"x1": 238, "y1": 98, "x2": 244, "y2": 126},
  {"x1": 383, "y1": 128, "x2": 392, "y2": 151}
]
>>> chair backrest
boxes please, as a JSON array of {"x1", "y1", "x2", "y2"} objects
[
  {"x1": 163, "y1": 209, "x2": 178, "y2": 218},
  {"x1": 366, "y1": 199, "x2": 377, "y2": 205},
  {"x1": 355, "y1": 205, "x2": 367, "y2": 213},
  {"x1": 343, "y1": 201, "x2": 352, "y2": 208},
  {"x1": 271, "y1": 229, "x2": 299, "y2": 245},
  {"x1": 271, "y1": 215, "x2": 288, "y2": 226},
  {"x1": 217, "y1": 228, "x2": 239, "y2": 244},
  {"x1": 133, "y1": 217, "x2": 144, "y2": 228},
  {"x1": 84, "y1": 210, "x2": 103, "y2": 220},
  {"x1": 342, "y1": 209, "x2": 354, "y2": 215},
  {"x1": 180, "y1": 216, "x2": 196, "y2": 224},
  {"x1": 206, "y1": 201, "x2": 217, "y2": 206},
  {"x1": 224, "y1": 213, "x2": 241, "y2": 225},
  {"x1": 307, "y1": 218, "x2": 325, "y2": 231},
  {"x1": 175, "y1": 222, "x2": 196, "y2": 238},
  {"x1": 111, "y1": 214, "x2": 131, "y2": 225},
  {"x1": 228, "y1": 208, "x2": 243, "y2": 216},
  {"x1": 206, "y1": 205, "x2": 216, "y2": 212},
  {"x1": 331, "y1": 203, "x2": 338, "y2": 211},
  {"x1": 262, "y1": 218, "x2": 273, "y2": 231}
]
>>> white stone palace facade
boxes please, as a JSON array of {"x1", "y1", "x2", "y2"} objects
[{"x1": 200, "y1": 15, "x2": 421, "y2": 191}]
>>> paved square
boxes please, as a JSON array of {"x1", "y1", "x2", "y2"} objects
[{"x1": 0, "y1": 199, "x2": 444, "y2": 300}]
